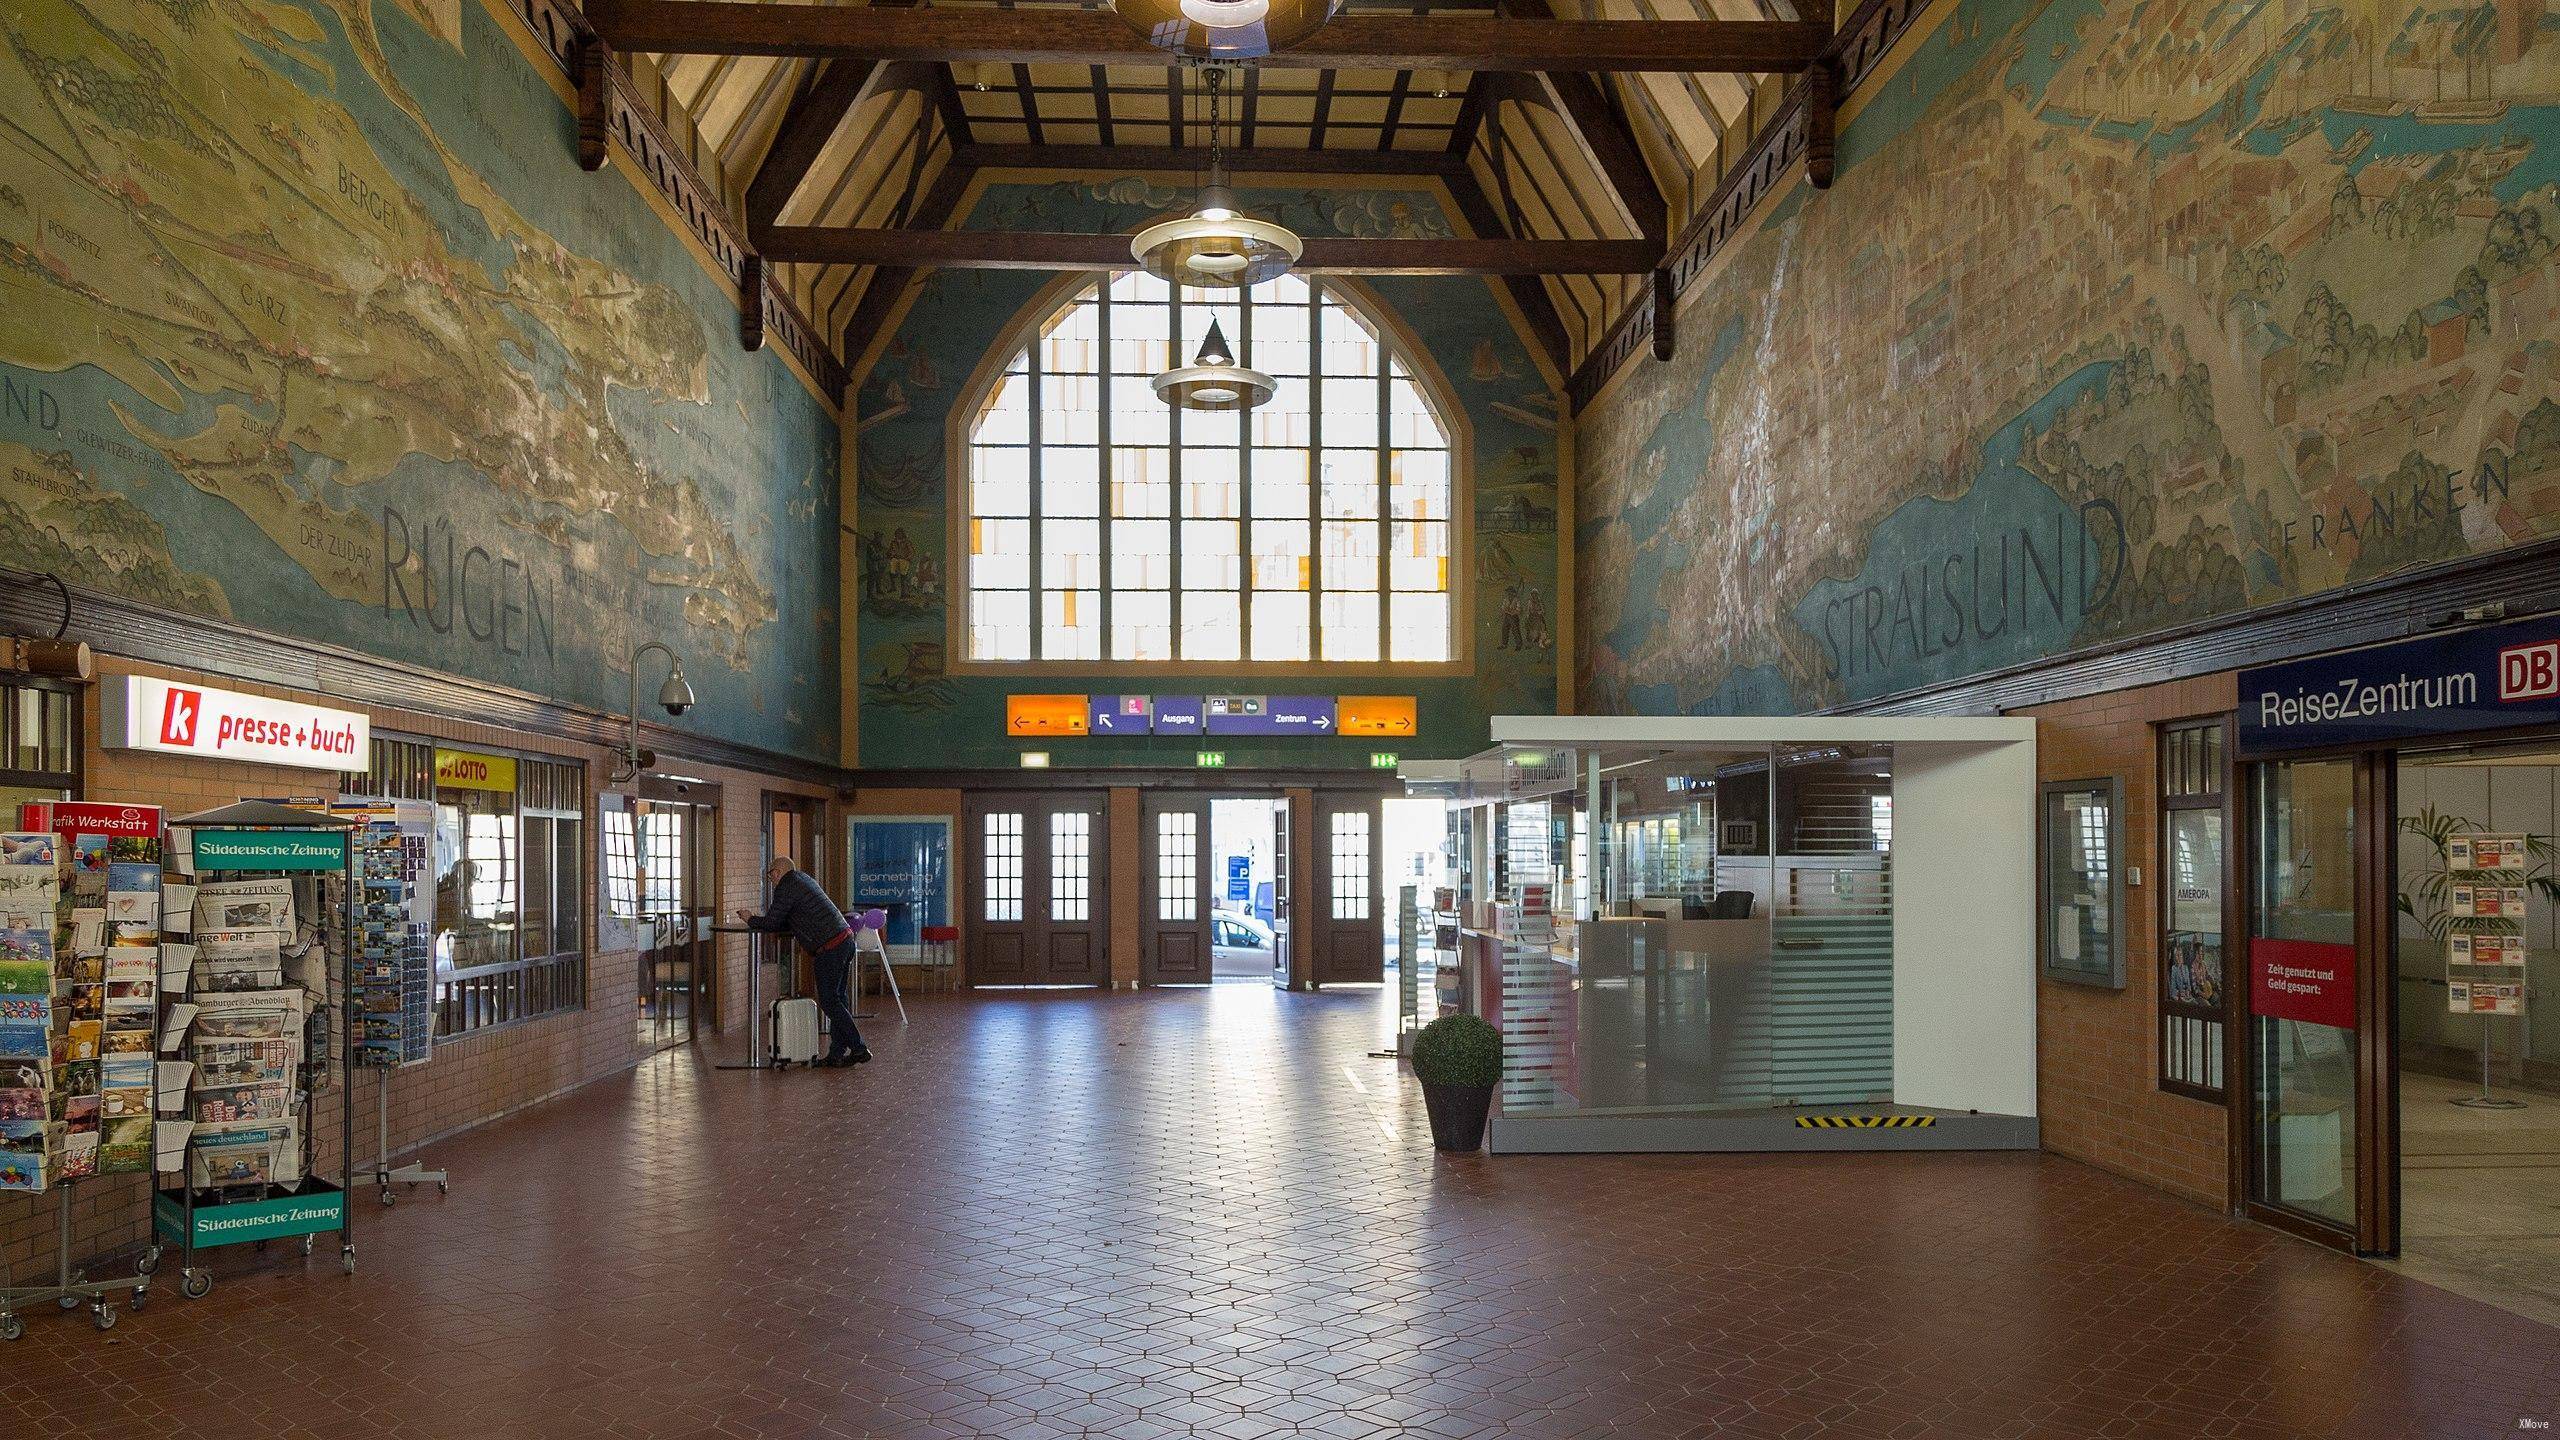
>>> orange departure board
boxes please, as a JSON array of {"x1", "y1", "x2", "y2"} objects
[
  {"x1": 1006, "y1": 694, "x2": 1090, "y2": 736},
  {"x1": 1336, "y1": 696, "x2": 1419, "y2": 736}
]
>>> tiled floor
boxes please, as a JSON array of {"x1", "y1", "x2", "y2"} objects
[
  {"x1": 6, "y1": 985, "x2": 2558, "y2": 1439},
  {"x1": 2389, "y1": 1069, "x2": 2560, "y2": 1329}
]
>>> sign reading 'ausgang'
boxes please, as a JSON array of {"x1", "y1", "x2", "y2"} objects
[{"x1": 2237, "y1": 614, "x2": 2560, "y2": 755}]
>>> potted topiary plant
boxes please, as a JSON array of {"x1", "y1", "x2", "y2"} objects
[{"x1": 1411, "y1": 1013, "x2": 1502, "y2": 1153}]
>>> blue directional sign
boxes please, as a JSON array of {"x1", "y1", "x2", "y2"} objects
[
  {"x1": 1152, "y1": 696, "x2": 1205, "y2": 735},
  {"x1": 1205, "y1": 694, "x2": 1338, "y2": 736},
  {"x1": 1088, "y1": 694, "x2": 1152, "y2": 735}
]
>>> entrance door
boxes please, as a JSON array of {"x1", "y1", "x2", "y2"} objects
[
  {"x1": 966, "y1": 793, "x2": 1107, "y2": 986},
  {"x1": 637, "y1": 789, "x2": 722, "y2": 1040},
  {"x1": 2245, "y1": 754, "x2": 2393, "y2": 1250},
  {"x1": 1142, "y1": 795, "x2": 1214, "y2": 985},
  {"x1": 1313, "y1": 794, "x2": 1384, "y2": 984}
]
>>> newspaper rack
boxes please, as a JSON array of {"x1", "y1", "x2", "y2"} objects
[{"x1": 146, "y1": 802, "x2": 358, "y2": 1298}]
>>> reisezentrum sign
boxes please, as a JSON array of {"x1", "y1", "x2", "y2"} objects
[{"x1": 2237, "y1": 614, "x2": 2560, "y2": 755}]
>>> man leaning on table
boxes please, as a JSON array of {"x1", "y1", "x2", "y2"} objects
[{"x1": 736, "y1": 857, "x2": 870, "y2": 1068}]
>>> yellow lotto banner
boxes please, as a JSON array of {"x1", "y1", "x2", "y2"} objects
[{"x1": 433, "y1": 748, "x2": 517, "y2": 791}]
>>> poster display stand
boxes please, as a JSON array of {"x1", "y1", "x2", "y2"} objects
[{"x1": 148, "y1": 802, "x2": 358, "y2": 1297}]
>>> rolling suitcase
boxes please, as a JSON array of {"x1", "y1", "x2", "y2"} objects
[{"x1": 770, "y1": 997, "x2": 826, "y2": 1068}]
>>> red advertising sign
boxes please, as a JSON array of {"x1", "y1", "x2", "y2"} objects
[
  {"x1": 2250, "y1": 937, "x2": 2356, "y2": 1029},
  {"x1": 19, "y1": 801, "x2": 164, "y2": 838}
]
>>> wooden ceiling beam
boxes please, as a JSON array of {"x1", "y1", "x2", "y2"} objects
[
  {"x1": 954, "y1": 141, "x2": 1468, "y2": 177},
  {"x1": 1434, "y1": 163, "x2": 1570, "y2": 379},
  {"x1": 764, "y1": 227, "x2": 1660, "y2": 275},
  {"x1": 586, "y1": 0, "x2": 1830, "y2": 73},
  {"x1": 1493, "y1": 2, "x2": 1667, "y2": 240},
  {"x1": 740, "y1": 0, "x2": 928, "y2": 229}
]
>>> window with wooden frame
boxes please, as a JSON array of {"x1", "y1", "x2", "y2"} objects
[
  {"x1": 2158, "y1": 718, "x2": 2231, "y2": 1102},
  {"x1": 962, "y1": 272, "x2": 1458, "y2": 666}
]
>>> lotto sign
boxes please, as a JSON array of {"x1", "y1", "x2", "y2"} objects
[
  {"x1": 103, "y1": 677, "x2": 368, "y2": 773},
  {"x1": 432, "y1": 749, "x2": 517, "y2": 792}
]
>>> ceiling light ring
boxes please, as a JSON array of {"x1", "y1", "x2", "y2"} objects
[{"x1": 1129, "y1": 213, "x2": 1303, "y2": 289}]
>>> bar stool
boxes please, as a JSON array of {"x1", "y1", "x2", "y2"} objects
[
  {"x1": 920, "y1": 925, "x2": 960, "y2": 991},
  {"x1": 852, "y1": 907, "x2": 908, "y2": 1024}
]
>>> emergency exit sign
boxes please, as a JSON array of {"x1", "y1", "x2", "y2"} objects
[
  {"x1": 1370, "y1": 752, "x2": 1400, "y2": 770},
  {"x1": 1195, "y1": 751, "x2": 1227, "y2": 768}
]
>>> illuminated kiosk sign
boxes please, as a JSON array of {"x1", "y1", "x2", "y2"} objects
[
  {"x1": 102, "y1": 677, "x2": 370, "y2": 773},
  {"x1": 2236, "y1": 614, "x2": 2560, "y2": 756}
]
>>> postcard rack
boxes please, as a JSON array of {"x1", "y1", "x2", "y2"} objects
[
  {"x1": 0, "y1": 1175, "x2": 151, "y2": 1337},
  {"x1": 146, "y1": 802, "x2": 358, "y2": 1298}
]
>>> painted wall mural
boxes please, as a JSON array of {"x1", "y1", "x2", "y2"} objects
[
  {"x1": 1577, "y1": 0, "x2": 2560, "y2": 715},
  {"x1": 0, "y1": 0, "x2": 841, "y2": 761},
  {"x1": 854, "y1": 177, "x2": 1558, "y2": 768}
]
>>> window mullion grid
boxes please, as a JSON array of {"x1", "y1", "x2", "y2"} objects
[
  {"x1": 1165, "y1": 282, "x2": 1182, "y2": 663},
  {"x1": 1375, "y1": 326, "x2": 1391, "y2": 664},
  {"x1": 1307, "y1": 282, "x2": 1325, "y2": 663},
  {"x1": 1236, "y1": 281, "x2": 1254, "y2": 662},
  {"x1": 1098, "y1": 282, "x2": 1115, "y2": 663},
  {"x1": 1028, "y1": 313, "x2": 1047, "y2": 661}
]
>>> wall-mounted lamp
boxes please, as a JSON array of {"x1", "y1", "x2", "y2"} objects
[{"x1": 614, "y1": 641, "x2": 695, "y2": 784}]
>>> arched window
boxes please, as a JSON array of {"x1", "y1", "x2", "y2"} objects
[{"x1": 963, "y1": 272, "x2": 1456, "y2": 665}]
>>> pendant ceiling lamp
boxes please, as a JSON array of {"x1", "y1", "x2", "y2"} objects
[
  {"x1": 1129, "y1": 68, "x2": 1301, "y2": 288},
  {"x1": 1153, "y1": 318, "x2": 1275, "y2": 411},
  {"x1": 1112, "y1": 0, "x2": 1342, "y2": 61}
]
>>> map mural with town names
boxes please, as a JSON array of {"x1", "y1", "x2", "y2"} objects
[
  {"x1": 1577, "y1": 0, "x2": 2560, "y2": 716},
  {"x1": 0, "y1": 0, "x2": 840, "y2": 760}
]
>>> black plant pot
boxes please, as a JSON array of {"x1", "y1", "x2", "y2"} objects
[{"x1": 1420, "y1": 1081, "x2": 1493, "y2": 1153}]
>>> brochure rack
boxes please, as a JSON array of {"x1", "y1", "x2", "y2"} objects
[
  {"x1": 330, "y1": 798, "x2": 447, "y2": 1205},
  {"x1": 147, "y1": 803, "x2": 358, "y2": 1297},
  {"x1": 0, "y1": 804, "x2": 168, "y2": 1336},
  {"x1": 2443, "y1": 831, "x2": 2532, "y2": 1110}
]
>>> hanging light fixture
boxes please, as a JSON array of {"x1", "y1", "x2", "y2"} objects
[
  {"x1": 1130, "y1": 67, "x2": 1301, "y2": 288},
  {"x1": 1153, "y1": 316, "x2": 1275, "y2": 411},
  {"x1": 1112, "y1": 0, "x2": 1341, "y2": 61}
]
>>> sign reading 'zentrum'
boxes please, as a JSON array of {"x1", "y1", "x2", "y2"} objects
[
  {"x1": 102, "y1": 677, "x2": 370, "y2": 773},
  {"x1": 2236, "y1": 614, "x2": 2560, "y2": 756}
]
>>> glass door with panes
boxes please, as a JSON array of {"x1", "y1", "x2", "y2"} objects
[{"x1": 2246, "y1": 754, "x2": 2391, "y2": 1249}]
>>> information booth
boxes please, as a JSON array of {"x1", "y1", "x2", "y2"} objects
[{"x1": 1424, "y1": 716, "x2": 2040, "y2": 1153}]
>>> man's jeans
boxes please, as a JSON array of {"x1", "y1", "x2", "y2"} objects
[{"x1": 814, "y1": 948, "x2": 864, "y2": 1059}]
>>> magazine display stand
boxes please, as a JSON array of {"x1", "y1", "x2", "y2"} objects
[
  {"x1": 148, "y1": 802, "x2": 357, "y2": 1297},
  {"x1": 0, "y1": 806, "x2": 170, "y2": 1336}
]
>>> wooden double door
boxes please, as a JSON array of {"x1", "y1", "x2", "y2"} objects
[{"x1": 965, "y1": 791, "x2": 1108, "y2": 986}]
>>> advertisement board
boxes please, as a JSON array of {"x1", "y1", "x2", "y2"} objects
[
  {"x1": 2249, "y1": 937, "x2": 2356, "y2": 1030},
  {"x1": 849, "y1": 818, "x2": 951, "y2": 956}
]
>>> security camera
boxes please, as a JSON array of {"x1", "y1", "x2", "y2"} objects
[{"x1": 659, "y1": 668, "x2": 695, "y2": 718}]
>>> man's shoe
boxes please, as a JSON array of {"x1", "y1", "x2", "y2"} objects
[{"x1": 847, "y1": 1048, "x2": 873, "y2": 1065}]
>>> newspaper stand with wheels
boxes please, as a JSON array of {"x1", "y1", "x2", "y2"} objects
[{"x1": 148, "y1": 802, "x2": 357, "y2": 1298}]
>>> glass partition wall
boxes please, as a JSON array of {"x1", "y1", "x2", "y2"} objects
[{"x1": 1444, "y1": 742, "x2": 1897, "y2": 1123}]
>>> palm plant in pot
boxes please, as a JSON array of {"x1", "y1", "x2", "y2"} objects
[{"x1": 1411, "y1": 1014, "x2": 1502, "y2": 1153}]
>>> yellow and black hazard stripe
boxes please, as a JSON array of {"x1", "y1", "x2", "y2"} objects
[{"x1": 1794, "y1": 1114, "x2": 1936, "y2": 1129}]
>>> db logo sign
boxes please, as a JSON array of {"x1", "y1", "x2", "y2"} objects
[
  {"x1": 159, "y1": 687, "x2": 203, "y2": 747},
  {"x1": 2498, "y1": 640, "x2": 2560, "y2": 702},
  {"x1": 2503, "y1": 642, "x2": 2560, "y2": 703}
]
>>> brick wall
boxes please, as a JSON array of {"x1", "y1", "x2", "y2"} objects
[
  {"x1": 2022, "y1": 673, "x2": 2236, "y2": 1209},
  {"x1": 0, "y1": 654, "x2": 830, "y2": 1278}
]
